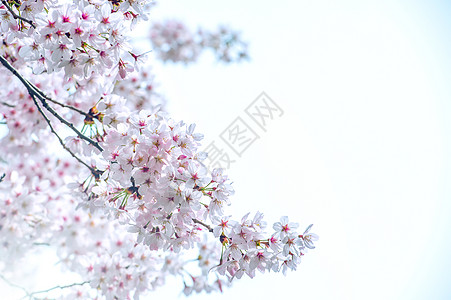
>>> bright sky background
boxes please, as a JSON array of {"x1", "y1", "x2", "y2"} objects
[
  {"x1": 2, "y1": 0, "x2": 451, "y2": 299},
  {"x1": 145, "y1": 0, "x2": 451, "y2": 299}
]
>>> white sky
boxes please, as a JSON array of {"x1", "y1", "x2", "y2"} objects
[
  {"x1": 146, "y1": 1, "x2": 451, "y2": 299},
  {"x1": 2, "y1": 1, "x2": 450, "y2": 299}
]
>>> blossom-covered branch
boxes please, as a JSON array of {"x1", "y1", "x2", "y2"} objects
[
  {"x1": 150, "y1": 20, "x2": 249, "y2": 63},
  {"x1": 193, "y1": 218, "x2": 214, "y2": 233},
  {"x1": 1, "y1": 0, "x2": 36, "y2": 29},
  {"x1": 45, "y1": 97, "x2": 90, "y2": 118},
  {"x1": 0, "y1": 1, "x2": 317, "y2": 299},
  {"x1": 28, "y1": 88, "x2": 98, "y2": 174},
  {"x1": 0, "y1": 55, "x2": 103, "y2": 152}
]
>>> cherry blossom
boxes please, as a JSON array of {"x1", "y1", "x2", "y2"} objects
[
  {"x1": 0, "y1": 1, "x2": 317, "y2": 299},
  {"x1": 150, "y1": 19, "x2": 249, "y2": 64}
]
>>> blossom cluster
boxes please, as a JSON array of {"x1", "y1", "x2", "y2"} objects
[
  {"x1": 0, "y1": 78, "x2": 317, "y2": 299},
  {"x1": 0, "y1": 1, "x2": 317, "y2": 299},
  {"x1": 0, "y1": 149, "x2": 225, "y2": 299},
  {"x1": 73, "y1": 97, "x2": 317, "y2": 296},
  {"x1": 0, "y1": 0, "x2": 151, "y2": 81},
  {"x1": 150, "y1": 20, "x2": 249, "y2": 63}
]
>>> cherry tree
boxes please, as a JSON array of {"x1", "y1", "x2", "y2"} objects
[{"x1": 0, "y1": 1, "x2": 317, "y2": 299}]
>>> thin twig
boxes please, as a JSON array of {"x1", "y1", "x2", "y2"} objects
[
  {"x1": 32, "y1": 242, "x2": 50, "y2": 246},
  {"x1": 29, "y1": 93, "x2": 97, "y2": 174},
  {"x1": 1, "y1": 101, "x2": 15, "y2": 107},
  {"x1": 24, "y1": 81, "x2": 89, "y2": 117},
  {"x1": 24, "y1": 80, "x2": 48, "y2": 100},
  {"x1": 45, "y1": 98, "x2": 90, "y2": 117},
  {"x1": 1, "y1": 0, "x2": 36, "y2": 29},
  {"x1": 0, "y1": 55, "x2": 104, "y2": 152},
  {"x1": 27, "y1": 281, "x2": 90, "y2": 299},
  {"x1": 192, "y1": 218, "x2": 214, "y2": 233},
  {"x1": 0, "y1": 273, "x2": 30, "y2": 297},
  {"x1": 37, "y1": 95, "x2": 104, "y2": 152}
]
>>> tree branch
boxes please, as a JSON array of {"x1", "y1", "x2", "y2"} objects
[
  {"x1": 45, "y1": 97, "x2": 90, "y2": 117},
  {"x1": 1, "y1": 0, "x2": 36, "y2": 29},
  {"x1": 0, "y1": 55, "x2": 104, "y2": 152},
  {"x1": 37, "y1": 95, "x2": 103, "y2": 152},
  {"x1": 26, "y1": 281, "x2": 90, "y2": 299},
  {"x1": 24, "y1": 80, "x2": 90, "y2": 117},
  {"x1": 29, "y1": 93, "x2": 97, "y2": 174},
  {"x1": 1, "y1": 101, "x2": 15, "y2": 108},
  {"x1": 192, "y1": 218, "x2": 214, "y2": 233},
  {"x1": 1, "y1": 273, "x2": 89, "y2": 300},
  {"x1": 0, "y1": 273, "x2": 29, "y2": 297}
]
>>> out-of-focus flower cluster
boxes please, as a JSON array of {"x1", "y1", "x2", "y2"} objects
[
  {"x1": 150, "y1": 20, "x2": 248, "y2": 63},
  {"x1": 113, "y1": 68, "x2": 166, "y2": 112}
]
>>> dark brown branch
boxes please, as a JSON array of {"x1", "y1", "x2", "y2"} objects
[
  {"x1": 33, "y1": 92, "x2": 104, "y2": 152},
  {"x1": 24, "y1": 80, "x2": 47, "y2": 100},
  {"x1": 192, "y1": 218, "x2": 214, "y2": 233},
  {"x1": 46, "y1": 97, "x2": 90, "y2": 117},
  {"x1": 24, "y1": 80, "x2": 89, "y2": 117},
  {"x1": 0, "y1": 55, "x2": 104, "y2": 152},
  {"x1": 1, "y1": 0, "x2": 36, "y2": 29},
  {"x1": 29, "y1": 93, "x2": 97, "y2": 174},
  {"x1": 1, "y1": 101, "x2": 15, "y2": 108}
]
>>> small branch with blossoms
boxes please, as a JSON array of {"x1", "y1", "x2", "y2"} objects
[
  {"x1": 1, "y1": 0, "x2": 36, "y2": 29},
  {"x1": 41, "y1": 96, "x2": 90, "y2": 118},
  {"x1": 28, "y1": 90, "x2": 98, "y2": 175},
  {"x1": 193, "y1": 218, "x2": 214, "y2": 233},
  {"x1": 84, "y1": 102, "x2": 318, "y2": 295},
  {"x1": 31, "y1": 90, "x2": 104, "y2": 153},
  {"x1": 150, "y1": 20, "x2": 249, "y2": 64},
  {"x1": 0, "y1": 55, "x2": 105, "y2": 177},
  {"x1": 0, "y1": 55, "x2": 104, "y2": 152},
  {"x1": 21, "y1": 79, "x2": 91, "y2": 118},
  {"x1": 0, "y1": 1, "x2": 318, "y2": 298}
]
